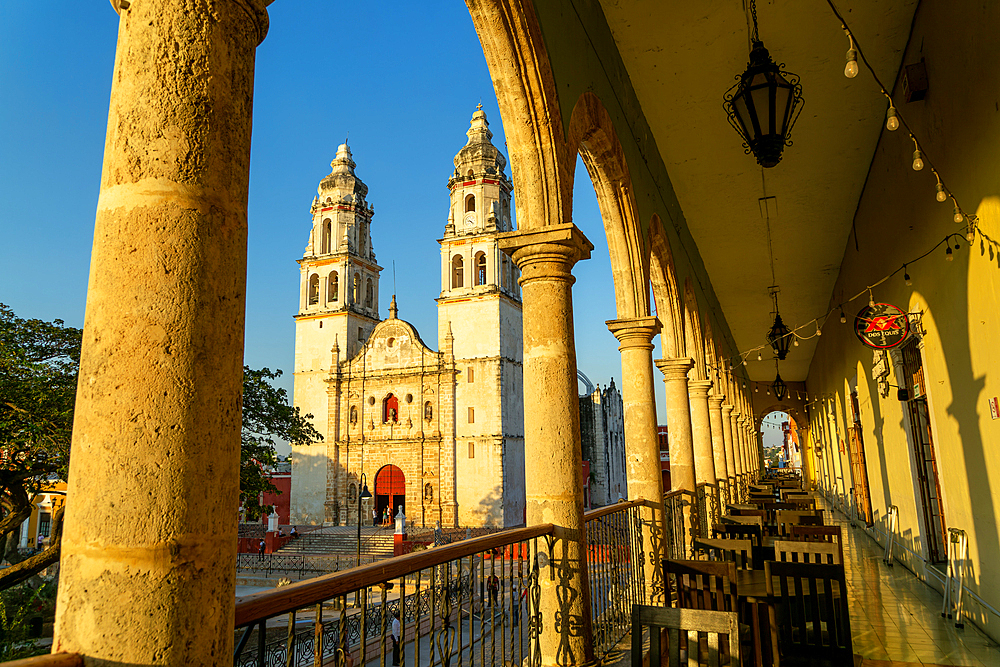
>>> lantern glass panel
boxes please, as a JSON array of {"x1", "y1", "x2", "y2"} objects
[
  {"x1": 733, "y1": 94, "x2": 752, "y2": 140},
  {"x1": 774, "y1": 80, "x2": 793, "y2": 135}
]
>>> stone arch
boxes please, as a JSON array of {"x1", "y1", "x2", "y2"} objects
[
  {"x1": 322, "y1": 219, "x2": 332, "y2": 254},
  {"x1": 308, "y1": 274, "x2": 319, "y2": 306},
  {"x1": 567, "y1": 91, "x2": 649, "y2": 319},
  {"x1": 474, "y1": 251, "x2": 487, "y2": 286},
  {"x1": 328, "y1": 270, "x2": 339, "y2": 303},
  {"x1": 683, "y1": 278, "x2": 706, "y2": 379},
  {"x1": 466, "y1": 193, "x2": 476, "y2": 212},
  {"x1": 466, "y1": 0, "x2": 575, "y2": 231},
  {"x1": 648, "y1": 215, "x2": 684, "y2": 358},
  {"x1": 451, "y1": 254, "x2": 464, "y2": 289}
]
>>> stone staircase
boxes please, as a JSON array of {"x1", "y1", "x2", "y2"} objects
[{"x1": 277, "y1": 526, "x2": 395, "y2": 559}]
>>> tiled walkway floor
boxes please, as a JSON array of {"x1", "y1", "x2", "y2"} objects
[{"x1": 824, "y1": 498, "x2": 1000, "y2": 666}]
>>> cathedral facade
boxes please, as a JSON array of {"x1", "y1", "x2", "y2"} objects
[{"x1": 290, "y1": 109, "x2": 525, "y2": 528}]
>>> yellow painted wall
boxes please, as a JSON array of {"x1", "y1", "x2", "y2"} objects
[{"x1": 801, "y1": 1, "x2": 1000, "y2": 640}]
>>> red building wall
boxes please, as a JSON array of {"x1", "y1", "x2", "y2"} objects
[{"x1": 262, "y1": 473, "x2": 291, "y2": 525}]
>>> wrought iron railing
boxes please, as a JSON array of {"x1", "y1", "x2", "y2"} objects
[
  {"x1": 696, "y1": 482, "x2": 721, "y2": 539},
  {"x1": 584, "y1": 500, "x2": 646, "y2": 658},
  {"x1": 662, "y1": 489, "x2": 696, "y2": 560},
  {"x1": 233, "y1": 525, "x2": 554, "y2": 667},
  {"x1": 239, "y1": 522, "x2": 266, "y2": 539}
]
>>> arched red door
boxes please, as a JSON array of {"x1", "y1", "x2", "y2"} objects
[{"x1": 374, "y1": 464, "x2": 405, "y2": 525}]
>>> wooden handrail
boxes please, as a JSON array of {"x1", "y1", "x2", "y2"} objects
[
  {"x1": 0, "y1": 654, "x2": 83, "y2": 667},
  {"x1": 235, "y1": 523, "x2": 554, "y2": 628},
  {"x1": 582, "y1": 498, "x2": 646, "y2": 521}
]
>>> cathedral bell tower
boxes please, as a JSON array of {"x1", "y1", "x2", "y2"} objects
[
  {"x1": 437, "y1": 106, "x2": 525, "y2": 527},
  {"x1": 291, "y1": 144, "x2": 382, "y2": 525}
]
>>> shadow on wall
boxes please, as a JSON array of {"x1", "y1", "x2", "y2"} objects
[
  {"x1": 473, "y1": 486, "x2": 504, "y2": 528},
  {"x1": 289, "y1": 444, "x2": 331, "y2": 526},
  {"x1": 859, "y1": 360, "x2": 893, "y2": 517}
]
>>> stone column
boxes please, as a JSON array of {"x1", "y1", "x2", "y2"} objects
[
  {"x1": 721, "y1": 404, "x2": 737, "y2": 500},
  {"x1": 607, "y1": 317, "x2": 665, "y2": 605},
  {"x1": 654, "y1": 358, "x2": 696, "y2": 492},
  {"x1": 688, "y1": 380, "x2": 716, "y2": 485},
  {"x1": 708, "y1": 395, "x2": 728, "y2": 485},
  {"x1": 53, "y1": 1, "x2": 268, "y2": 664},
  {"x1": 499, "y1": 223, "x2": 594, "y2": 667}
]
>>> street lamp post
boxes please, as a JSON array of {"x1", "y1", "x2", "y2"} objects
[{"x1": 356, "y1": 473, "x2": 373, "y2": 567}]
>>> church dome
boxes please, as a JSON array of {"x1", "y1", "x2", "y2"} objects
[
  {"x1": 453, "y1": 106, "x2": 507, "y2": 179},
  {"x1": 318, "y1": 142, "x2": 370, "y2": 201}
]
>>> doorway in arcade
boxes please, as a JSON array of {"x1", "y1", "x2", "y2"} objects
[{"x1": 375, "y1": 464, "x2": 405, "y2": 525}]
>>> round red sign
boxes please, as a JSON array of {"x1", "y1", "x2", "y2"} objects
[{"x1": 854, "y1": 303, "x2": 910, "y2": 349}]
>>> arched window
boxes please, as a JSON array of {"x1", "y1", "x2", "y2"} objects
[
  {"x1": 308, "y1": 274, "x2": 319, "y2": 305},
  {"x1": 353, "y1": 273, "x2": 361, "y2": 303},
  {"x1": 451, "y1": 255, "x2": 464, "y2": 289},
  {"x1": 383, "y1": 394, "x2": 399, "y2": 423},
  {"x1": 501, "y1": 255, "x2": 509, "y2": 290},
  {"x1": 328, "y1": 271, "x2": 339, "y2": 302},
  {"x1": 466, "y1": 169, "x2": 474, "y2": 179},
  {"x1": 475, "y1": 252, "x2": 487, "y2": 286},
  {"x1": 365, "y1": 278, "x2": 374, "y2": 308},
  {"x1": 359, "y1": 226, "x2": 366, "y2": 255},
  {"x1": 465, "y1": 194, "x2": 476, "y2": 212},
  {"x1": 322, "y1": 220, "x2": 332, "y2": 254},
  {"x1": 424, "y1": 401, "x2": 433, "y2": 421}
]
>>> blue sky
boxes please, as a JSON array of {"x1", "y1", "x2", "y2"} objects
[{"x1": 0, "y1": 3, "x2": 696, "y2": 451}]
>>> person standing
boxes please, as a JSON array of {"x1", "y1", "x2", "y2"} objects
[
  {"x1": 390, "y1": 612, "x2": 400, "y2": 667},
  {"x1": 372, "y1": 507, "x2": 378, "y2": 526},
  {"x1": 257, "y1": 539, "x2": 266, "y2": 560}
]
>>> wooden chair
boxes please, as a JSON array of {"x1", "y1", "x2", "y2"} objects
[
  {"x1": 712, "y1": 523, "x2": 762, "y2": 547},
  {"x1": 631, "y1": 605, "x2": 740, "y2": 667},
  {"x1": 765, "y1": 561, "x2": 853, "y2": 667},
  {"x1": 790, "y1": 525, "x2": 844, "y2": 564},
  {"x1": 728, "y1": 508, "x2": 767, "y2": 520},
  {"x1": 787, "y1": 498, "x2": 817, "y2": 511},
  {"x1": 692, "y1": 538, "x2": 753, "y2": 570},
  {"x1": 664, "y1": 559, "x2": 738, "y2": 612},
  {"x1": 725, "y1": 503, "x2": 758, "y2": 511},
  {"x1": 775, "y1": 510, "x2": 824, "y2": 536},
  {"x1": 773, "y1": 539, "x2": 841, "y2": 565}
]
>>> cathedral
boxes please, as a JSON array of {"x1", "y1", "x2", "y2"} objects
[{"x1": 290, "y1": 108, "x2": 525, "y2": 528}]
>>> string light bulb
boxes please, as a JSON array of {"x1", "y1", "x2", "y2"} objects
[
  {"x1": 885, "y1": 104, "x2": 899, "y2": 131},
  {"x1": 755, "y1": 385, "x2": 759, "y2": 393},
  {"x1": 757, "y1": 351, "x2": 762, "y2": 362},
  {"x1": 945, "y1": 245, "x2": 954, "y2": 261},
  {"x1": 844, "y1": 33, "x2": 859, "y2": 78},
  {"x1": 793, "y1": 337, "x2": 799, "y2": 347},
  {"x1": 815, "y1": 322, "x2": 823, "y2": 336},
  {"x1": 967, "y1": 223, "x2": 976, "y2": 245},
  {"x1": 953, "y1": 203, "x2": 964, "y2": 224},
  {"x1": 839, "y1": 309, "x2": 847, "y2": 324},
  {"x1": 911, "y1": 148, "x2": 924, "y2": 171},
  {"x1": 934, "y1": 174, "x2": 947, "y2": 202},
  {"x1": 903, "y1": 265, "x2": 912, "y2": 286}
]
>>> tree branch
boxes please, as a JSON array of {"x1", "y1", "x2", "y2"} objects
[{"x1": 0, "y1": 505, "x2": 63, "y2": 590}]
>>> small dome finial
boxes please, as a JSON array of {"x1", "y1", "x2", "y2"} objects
[{"x1": 389, "y1": 295, "x2": 398, "y2": 319}]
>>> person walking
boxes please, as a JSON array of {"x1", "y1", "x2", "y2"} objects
[
  {"x1": 257, "y1": 538, "x2": 266, "y2": 560},
  {"x1": 372, "y1": 507, "x2": 378, "y2": 526},
  {"x1": 486, "y1": 573, "x2": 499, "y2": 608}
]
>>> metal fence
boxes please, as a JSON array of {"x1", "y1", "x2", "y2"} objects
[{"x1": 236, "y1": 553, "x2": 377, "y2": 578}]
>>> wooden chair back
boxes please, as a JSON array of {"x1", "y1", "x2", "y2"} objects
[
  {"x1": 787, "y1": 497, "x2": 817, "y2": 511},
  {"x1": 712, "y1": 523, "x2": 762, "y2": 547},
  {"x1": 664, "y1": 559, "x2": 738, "y2": 612},
  {"x1": 725, "y1": 503, "x2": 758, "y2": 512},
  {"x1": 789, "y1": 525, "x2": 844, "y2": 564},
  {"x1": 728, "y1": 508, "x2": 767, "y2": 520},
  {"x1": 631, "y1": 605, "x2": 740, "y2": 667},
  {"x1": 721, "y1": 514, "x2": 763, "y2": 528},
  {"x1": 775, "y1": 510, "x2": 824, "y2": 536},
  {"x1": 693, "y1": 538, "x2": 754, "y2": 570},
  {"x1": 773, "y1": 539, "x2": 841, "y2": 565},
  {"x1": 764, "y1": 561, "x2": 852, "y2": 665}
]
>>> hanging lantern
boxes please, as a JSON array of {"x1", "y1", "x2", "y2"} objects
[
  {"x1": 771, "y1": 370, "x2": 788, "y2": 401},
  {"x1": 723, "y1": 0, "x2": 804, "y2": 168},
  {"x1": 767, "y1": 312, "x2": 792, "y2": 360}
]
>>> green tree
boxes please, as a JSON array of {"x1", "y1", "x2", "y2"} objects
[
  {"x1": 240, "y1": 366, "x2": 322, "y2": 520},
  {"x1": 0, "y1": 304, "x2": 322, "y2": 588}
]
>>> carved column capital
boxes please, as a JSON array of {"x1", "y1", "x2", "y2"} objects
[
  {"x1": 655, "y1": 357, "x2": 695, "y2": 381},
  {"x1": 708, "y1": 395, "x2": 725, "y2": 411},
  {"x1": 606, "y1": 316, "x2": 661, "y2": 351},
  {"x1": 498, "y1": 223, "x2": 593, "y2": 285},
  {"x1": 722, "y1": 403, "x2": 734, "y2": 417},
  {"x1": 688, "y1": 379, "x2": 713, "y2": 398}
]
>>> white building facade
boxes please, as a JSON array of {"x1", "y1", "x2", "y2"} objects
[{"x1": 291, "y1": 109, "x2": 525, "y2": 527}]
